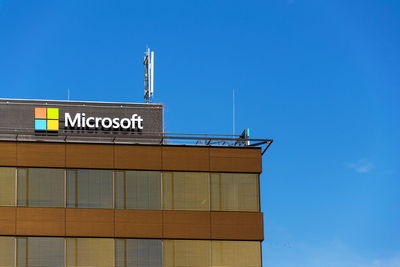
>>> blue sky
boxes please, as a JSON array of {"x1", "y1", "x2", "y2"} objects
[{"x1": 1, "y1": 0, "x2": 399, "y2": 266}]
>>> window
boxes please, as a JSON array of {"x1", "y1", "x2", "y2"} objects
[
  {"x1": 17, "y1": 237, "x2": 64, "y2": 267},
  {"x1": 67, "y1": 169, "x2": 113, "y2": 208},
  {"x1": 211, "y1": 241, "x2": 261, "y2": 267},
  {"x1": 163, "y1": 172, "x2": 210, "y2": 211},
  {"x1": 17, "y1": 168, "x2": 64, "y2": 207},
  {"x1": 163, "y1": 240, "x2": 211, "y2": 267},
  {"x1": 0, "y1": 167, "x2": 16, "y2": 206},
  {"x1": 115, "y1": 171, "x2": 161, "y2": 210},
  {"x1": 115, "y1": 239, "x2": 162, "y2": 267},
  {"x1": 66, "y1": 238, "x2": 114, "y2": 267},
  {"x1": 0, "y1": 237, "x2": 15, "y2": 267},
  {"x1": 211, "y1": 173, "x2": 259, "y2": 212}
]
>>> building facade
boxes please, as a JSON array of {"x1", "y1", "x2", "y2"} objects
[{"x1": 0, "y1": 99, "x2": 268, "y2": 267}]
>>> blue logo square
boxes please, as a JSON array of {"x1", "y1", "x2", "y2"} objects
[{"x1": 35, "y1": 119, "x2": 47, "y2": 131}]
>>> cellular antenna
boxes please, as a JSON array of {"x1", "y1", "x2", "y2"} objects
[{"x1": 144, "y1": 48, "x2": 155, "y2": 103}]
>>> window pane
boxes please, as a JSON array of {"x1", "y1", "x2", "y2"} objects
[
  {"x1": 17, "y1": 168, "x2": 64, "y2": 207},
  {"x1": 125, "y1": 171, "x2": 161, "y2": 209},
  {"x1": 114, "y1": 171, "x2": 125, "y2": 209},
  {"x1": 0, "y1": 236, "x2": 15, "y2": 267},
  {"x1": 0, "y1": 167, "x2": 15, "y2": 206},
  {"x1": 116, "y1": 239, "x2": 162, "y2": 267},
  {"x1": 27, "y1": 168, "x2": 65, "y2": 207},
  {"x1": 67, "y1": 169, "x2": 113, "y2": 208},
  {"x1": 17, "y1": 237, "x2": 64, "y2": 267},
  {"x1": 17, "y1": 168, "x2": 27, "y2": 206},
  {"x1": 163, "y1": 240, "x2": 211, "y2": 267},
  {"x1": 66, "y1": 238, "x2": 114, "y2": 267},
  {"x1": 66, "y1": 170, "x2": 77, "y2": 208},
  {"x1": 163, "y1": 172, "x2": 210, "y2": 211},
  {"x1": 212, "y1": 241, "x2": 261, "y2": 267},
  {"x1": 211, "y1": 173, "x2": 259, "y2": 212}
]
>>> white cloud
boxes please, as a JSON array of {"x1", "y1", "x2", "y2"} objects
[{"x1": 346, "y1": 159, "x2": 374, "y2": 173}]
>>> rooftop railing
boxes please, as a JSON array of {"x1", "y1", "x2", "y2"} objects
[{"x1": 0, "y1": 129, "x2": 273, "y2": 155}]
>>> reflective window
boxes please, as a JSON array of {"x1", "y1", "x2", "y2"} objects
[
  {"x1": 17, "y1": 237, "x2": 64, "y2": 267},
  {"x1": 67, "y1": 169, "x2": 113, "y2": 208},
  {"x1": 163, "y1": 240, "x2": 211, "y2": 267},
  {"x1": 66, "y1": 238, "x2": 114, "y2": 267},
  {"x1": 115, "y1": 239, "x2": 162, "y2": 267},
  {"x1": 0, "y1": 167, "x2": 16, "y2": 206},
  {"x1": 163, "y1": 172, "x2": 210, "y2": 211},
  {"x1": 17, "y1": 168, "x2": 64, "y2": 207},
  {"x1": 212, "y1": 241, "x2": 261, "y2": 267},
  {"x1": 0, "y1": 236, "x2": 15, "y2": 267},
  {"x1": 115, "y1": 171, "x2": 161, "y2": 210},
  {"x1": 211, "y1": 173, "x2": 259, "y2": 212}
]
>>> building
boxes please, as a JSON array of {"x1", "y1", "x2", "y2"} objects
[{"x1": 0, "y1": 99, "x2": 271, "y2": 267}]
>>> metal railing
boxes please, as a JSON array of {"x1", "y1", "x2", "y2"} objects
[{"x1": 0, "y1": 130, "x2": 273, "y2": 155}]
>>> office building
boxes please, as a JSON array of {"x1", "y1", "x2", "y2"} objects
[{"x1": 0, "y1": 99, "x2": 271, "y2": 267}]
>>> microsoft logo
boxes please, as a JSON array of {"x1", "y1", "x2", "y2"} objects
[{"x1": 34, "y1": 107, "x2": 59, "y2": 131}]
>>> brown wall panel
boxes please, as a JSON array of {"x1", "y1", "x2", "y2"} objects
[
  {"x1": 66, "y1": 144, "x2": 114, "y2": 169},
  {"x1": 17, "y1": 142, "x2": 66, "y2": 167},
  {"x1": 210, "y1": 147, "x2": 262, "y2": 173},
  {"x1": 16, "y1": 207, "x2": 65, "y2": 236},
  {"x1": 4, "y1": 206, "x2": 264, "y2": 240},
  {"x1": 115, "y1": 145, "x2": 162, "y2": 170},
  {"x1": 66, "y1": 208, "x2": 114, "y2": 237},
  {"x1": 0, "y1": 142, "x2": 263, "y2": 173},
  {"x1": 163, "y1": 210, "x2": 211, "y2": 239},
  {"x1": 162, "y1": 146, "x2": 210, "y2": 171},
  {"x1": 0, "y1": 142, "x2": 17, "y2": 166},
  {"x1": 0, "y1": 207, "x2": 16, "y2": 235},
  {"x1": 211, "y1": 212, "x2": 264, "y2": 241},
  {"x1": 115, "y1": 210, "x2": 162, "y2": 238}
]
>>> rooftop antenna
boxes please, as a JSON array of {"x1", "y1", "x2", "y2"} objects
[{"x1": 144, "y1": 48, "x2": 155, "y2": 103}]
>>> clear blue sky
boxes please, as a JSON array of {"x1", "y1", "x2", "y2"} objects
[{"x1": 1, "y1": 0, "x2": 399, "y2": 266}]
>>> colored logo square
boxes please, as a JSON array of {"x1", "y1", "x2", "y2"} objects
[
  {"x1": 47, "y1": 119, "x2": 59, "y2": 131},
  {"x1": 34, "y1": 119, "x2": 47, "y2": 131},
  {"x1": 35, "y1": 108, "x2": 47, "y2": 119},
  {"x1": 47, "y1": 108, "x2": 59, "y2": 120}
]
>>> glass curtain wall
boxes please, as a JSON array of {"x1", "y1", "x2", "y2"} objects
[
  {"x1": 0, "y1": 167, "x2": 260, "y2": 212},
  {"x1": 0, "y1": 237, "x2": 261, "y2": 267}
]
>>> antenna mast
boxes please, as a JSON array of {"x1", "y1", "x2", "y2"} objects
[{"x1": 144, "y1": 48, "x2": 155, "y2": 103}]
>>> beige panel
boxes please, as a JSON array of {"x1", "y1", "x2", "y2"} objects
[
  {"x1": 115, "y1": 209, "x2": 162, "y2": 238},
  {"x1": 162, "y1": 146, "x2": 210, "y2": 171},
  {"x1": 0, "y1": 207, "x2": 16, "y2": 235},
  {"x1": 210, "y1": 147, "x2": 262, "y2": 173},
  {"x1": 16, "y1": 207, "x2": 65, "y2": 236},
  {"x1": 66, "y1": 208, "x2": 114, "y2": 237},
  {"x1": 0, "y1": 142, "x2": 17, "y2": 166},
  {"x1": 114, "y1": 145, "x2": 162, "y2": 170},
  {"x1": 66, "y1": 144, "x2": 114, "y2": 169},
  {"x1": 211, "y1": 212, "x2": 264, "y2": 241},
  {"x1": 17, "y1": 142, "x2": 66, "y2": 167},
  {"x1": 163, "y1": 211, "x2": 211, "y2": 239}
]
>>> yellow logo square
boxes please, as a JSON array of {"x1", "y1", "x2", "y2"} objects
[{"x1": 47, "y1": 119, "x2": 59, "y2": 131}]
